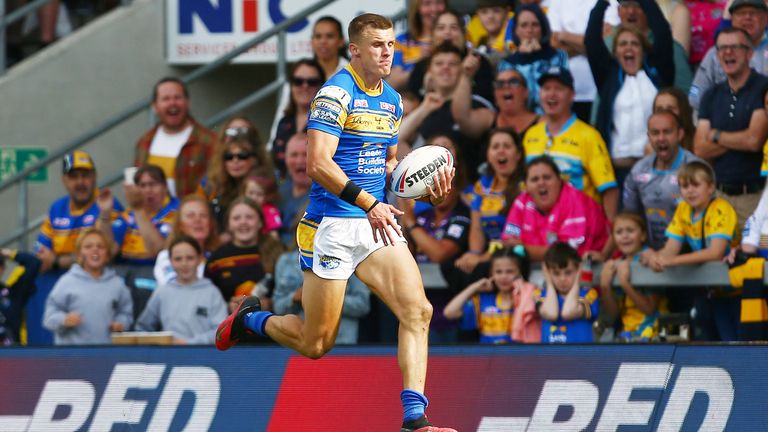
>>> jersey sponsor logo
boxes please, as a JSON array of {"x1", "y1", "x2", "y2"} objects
[
  {"x1": 400, "y1": 154, "x2": 450, "y2": 190},
  {"x1": 353, "y1": 99, "x2": 368, "y2": 108},
  {"x1": 83, "y1": 215, "x2": 95, "y2": 225},
  {"x1": 319, "y1": 255, "x2": 341, "y2": 270},
  {"x1": 379, "y1": 101, "x2": 395, "y2": 113},
  {"x1": 504, "y1": 224, "x2": 521, "y2": 237},
  {"x1": 52, "y1": 217, "x2": 71, "y2": 228},
  {"x1": 347, "y1": 113, "x2": 393, "y2": 134},
  {"x1": 310, "y1": 108, "x2": 340, "y2": 124},
  {"x1": 314, "y1": 100, "x2": 341, "y2": 113},
  {"x1": 316, "y1": 85, "x2": 352, "y2": 106},
  {"x1": 447, "y1": 224, "x2": 465, "y2": 238}
]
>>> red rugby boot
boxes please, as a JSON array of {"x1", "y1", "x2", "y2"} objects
[{"x1": 215, "y1": 296, "x2": 261, "y2": 351}]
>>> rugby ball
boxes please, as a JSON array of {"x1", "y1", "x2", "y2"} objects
[{"x1": 390, "y1": 145, "x2": 454, "y2": 199}]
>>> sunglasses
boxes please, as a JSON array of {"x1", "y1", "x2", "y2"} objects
[
  {"x1": 493, "y1": 78, "x2": 523, "y2": 89},
  {"x1": 225, "y1": 127, "x2": 250, "y2": 138},
  {"x1": 291, "y1": 77, "x2": 322, "y2": 87},
  {"x1": 224, "y1": 152, "x2": 253, "y2": 161}
]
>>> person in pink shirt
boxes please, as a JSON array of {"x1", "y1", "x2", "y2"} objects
[
  {"x1": 687, "y1": 0, "x2": 728, "y2": 65},
  {"x1": 501, "y1": 156, "x2": 611, "y2": 261},
  {"x1": 243, "y1": 174, "x2": 282, "y2": 240}
]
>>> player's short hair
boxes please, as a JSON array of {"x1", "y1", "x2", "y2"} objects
[
  {"x1": 543, "y1": 242, "x2": 581, "y2": 270},
  {"x1": 677, "y1": 160, "x2": 716, "y2": 186},
  {"x1": 348, "y1": 13, "x2": 393, "y2": 44}
]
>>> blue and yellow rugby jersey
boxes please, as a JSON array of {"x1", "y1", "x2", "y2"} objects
[
  {"x1": 36, "y1": 194, "x2": 124, "y2": 255},
  {"x1": 306, "y1": 64, "x2": 404, "y2": 218},
  {"x1": 467, "y1": 175, "x2": 506, "y2": 243},
  {"x1": 523, "y1": 114, "x2": 617, "y2": 203},
  {"x1": 535, "y1": 286, "x2": 599, "y2": 343},
  {"x1": 665, "y1": 197, "x2": 739, "y2": 252},
  {"x1": 112, "y1": 196, "x2": 179, "y2": 265},
  {"x1": 460, "y1": 291, "x2": 514, "y2": 344}
]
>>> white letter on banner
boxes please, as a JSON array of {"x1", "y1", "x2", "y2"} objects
[
  {"x1": 656, "y1": 367, "x2": 734, "y2": 432},
  {"x1": 595, "y1": 362, "x2": 673, "y2": 431},
  {"x1": 89, "y1": 363, "x2": 166, "y2": 431},
  {"x1": 147, "y1": 367, "x2": 220, "y2": 431},
  {"x1": 527, "y1": 380, "x2": 599, "y2": 431},
  {"x1": 27, "y1": 380, "x2": 95, "y2": 432}
]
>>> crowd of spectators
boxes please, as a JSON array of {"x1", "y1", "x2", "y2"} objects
[{"x1": 4, "y1": 0, "x2": 768, "y2": 347}]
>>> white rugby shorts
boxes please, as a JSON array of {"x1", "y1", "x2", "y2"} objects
[{"x1": 297, "y1": 214, "x2": 406, "y2": 279}]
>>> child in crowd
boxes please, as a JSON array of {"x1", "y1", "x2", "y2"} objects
[
  {"x1": 43, "y1": 229, "x2": 133, "y2": 345},
  {"x1": 642, "y1": 161, "x2": 739, "y2": 341},
  {"x1": 0, "y1": 248, "x2": 41, "y2": 345},
  {"x1": 206, "y1": 198, "x2": 283, "y2": 313},
  {"x1": 600, "y1": 213, "x2": 666, "y2": 342},
  {"x1": 443, "y1": 246, "x2": 530, "y2": 344},
  {"x1": 537, "y1": 242, "x2": 599, "y2": 343},
  {"x1": 242, "y1": 174, "x2": 282, "y2": 240},
  {"x1": 136, "y1": 235, "x2": 228, "y2": 344}
]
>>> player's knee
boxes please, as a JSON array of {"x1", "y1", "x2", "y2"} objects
[
  {"x1": 302, "y1": 340, "x2": 332, "y2": 360},
  {"x1": 401, "y1": 300, "x2": 433, "y2": 329}
]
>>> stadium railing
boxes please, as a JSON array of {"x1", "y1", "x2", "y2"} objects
[
  {"x1": 419, "y1": 261, "x2": 744, "y2": 289},
  {"x1": 1, "y1": 0, "x2": 409, "y2": 250}
]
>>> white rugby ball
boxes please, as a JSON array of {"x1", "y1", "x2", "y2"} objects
[{"x1": 390, "y1": 145, "x2": 454, "y2": 199}]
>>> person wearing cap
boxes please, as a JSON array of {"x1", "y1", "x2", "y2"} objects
[
  {"x1": 135, "y1": 77, "x2": 218, "y2": 198},
  {"x1": 690, "y1": 0, "x2": 768, "y2": 110},
  {"x1": 694, "y1": 26, "x2": 768, "y2": 228},
  {"x1": 465, "y1": 0, "x2": 515, "y2": 61},
  {"x1": 36, "y1": 151, "x2": 124, "y2": 274},
  {"x1": 29, "y1": 150, "x2": 124, "y2": 344},
  {"x1": 586, "y1": 0, "x2": 675, "y2": 190},
  {"x1": 497, "y1": 3, "x2": 570, "y2": 113},
  {"x1": 522, "y1": 66, "x2": 619, "y2": 221}
]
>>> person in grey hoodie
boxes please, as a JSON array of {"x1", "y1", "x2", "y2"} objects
[
  {"x1": 43, "y1": 228, "x2": 133, "y2": 345},
  {"x1": 135, "y1": 235, "x2": 227, "y2": 344}
]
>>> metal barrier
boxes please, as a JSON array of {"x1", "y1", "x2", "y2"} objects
[
  {"x1": 0, "y1": 0, "x2": 342, "y2": 249},
  {"x1": 419, "y1": 261, "x2": 746, "y2": 289},
  {"x1": 0, "y1": 3, "x2": 408, "y2": 250}
]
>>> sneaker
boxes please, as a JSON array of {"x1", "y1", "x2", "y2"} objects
[
  {"x1": 401, "y1": 415, "x2": 457, "y2": 432},
  {"x1": 215, "y1": 296, "x2": 261, "y2": 351}
]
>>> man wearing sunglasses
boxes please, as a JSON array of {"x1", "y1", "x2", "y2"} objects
[
  {"x1": 216, "y1": 13, "x2": 456, "y2": 432},
  {"x1": 134, "y1": 77, "x2": 217, "y2": 197}
]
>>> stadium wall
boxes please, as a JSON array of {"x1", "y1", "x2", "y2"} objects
[
  {"x1": 0, "y1": 344, "x2": 763, "y2": 431},
  {"x1": 0, "y1": 0, "x2": 278, "y2": 246}
]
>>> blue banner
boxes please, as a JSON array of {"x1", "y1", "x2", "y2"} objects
[{"x1": 0, "y1": 345, "x2": 765, "y2": 431}]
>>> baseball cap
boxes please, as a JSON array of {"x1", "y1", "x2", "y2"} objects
[
  {"x1": 729, "y1": 0, "x2": 768, "y2": 13},
  {"x1": 537, "y1": 66, "x2": 574, "y2": 89},
  {"x1": 62, "y1": 150, "x2": 95, "y2": 174}
]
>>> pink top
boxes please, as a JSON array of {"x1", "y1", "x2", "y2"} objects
[
  {"x1": 261, "y1": 203, "x2": 282, "y2": 234},
  {"x1": 686, "y1": 1, "x2": 727, "y2": 64},
  {"x1": 502, "y1": 182, "x2": 610, "y2": 255}
]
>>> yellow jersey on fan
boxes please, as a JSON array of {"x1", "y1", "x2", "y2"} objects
[{"x1": 523, "y1": 114, "x2": 617, "y2": 203}]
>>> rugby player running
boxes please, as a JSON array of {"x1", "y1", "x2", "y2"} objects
[{"x1": 215, "y1": 13, "x2": 456, "y2": 432}]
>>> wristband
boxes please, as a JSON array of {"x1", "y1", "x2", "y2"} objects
[
  {"x1": 365, "y1": 199, "x2": 380, "y2": 213},
  {"x1": 339, "y1": 180, "x2": 363, "y2": 206}
]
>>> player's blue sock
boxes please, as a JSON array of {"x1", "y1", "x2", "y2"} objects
[
  {"x1": 400, "y1": 389, "x2": 429, "y2": 423},
  {"x1": 243, "y1": 311, "x2": 273, "y2": 337}
]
